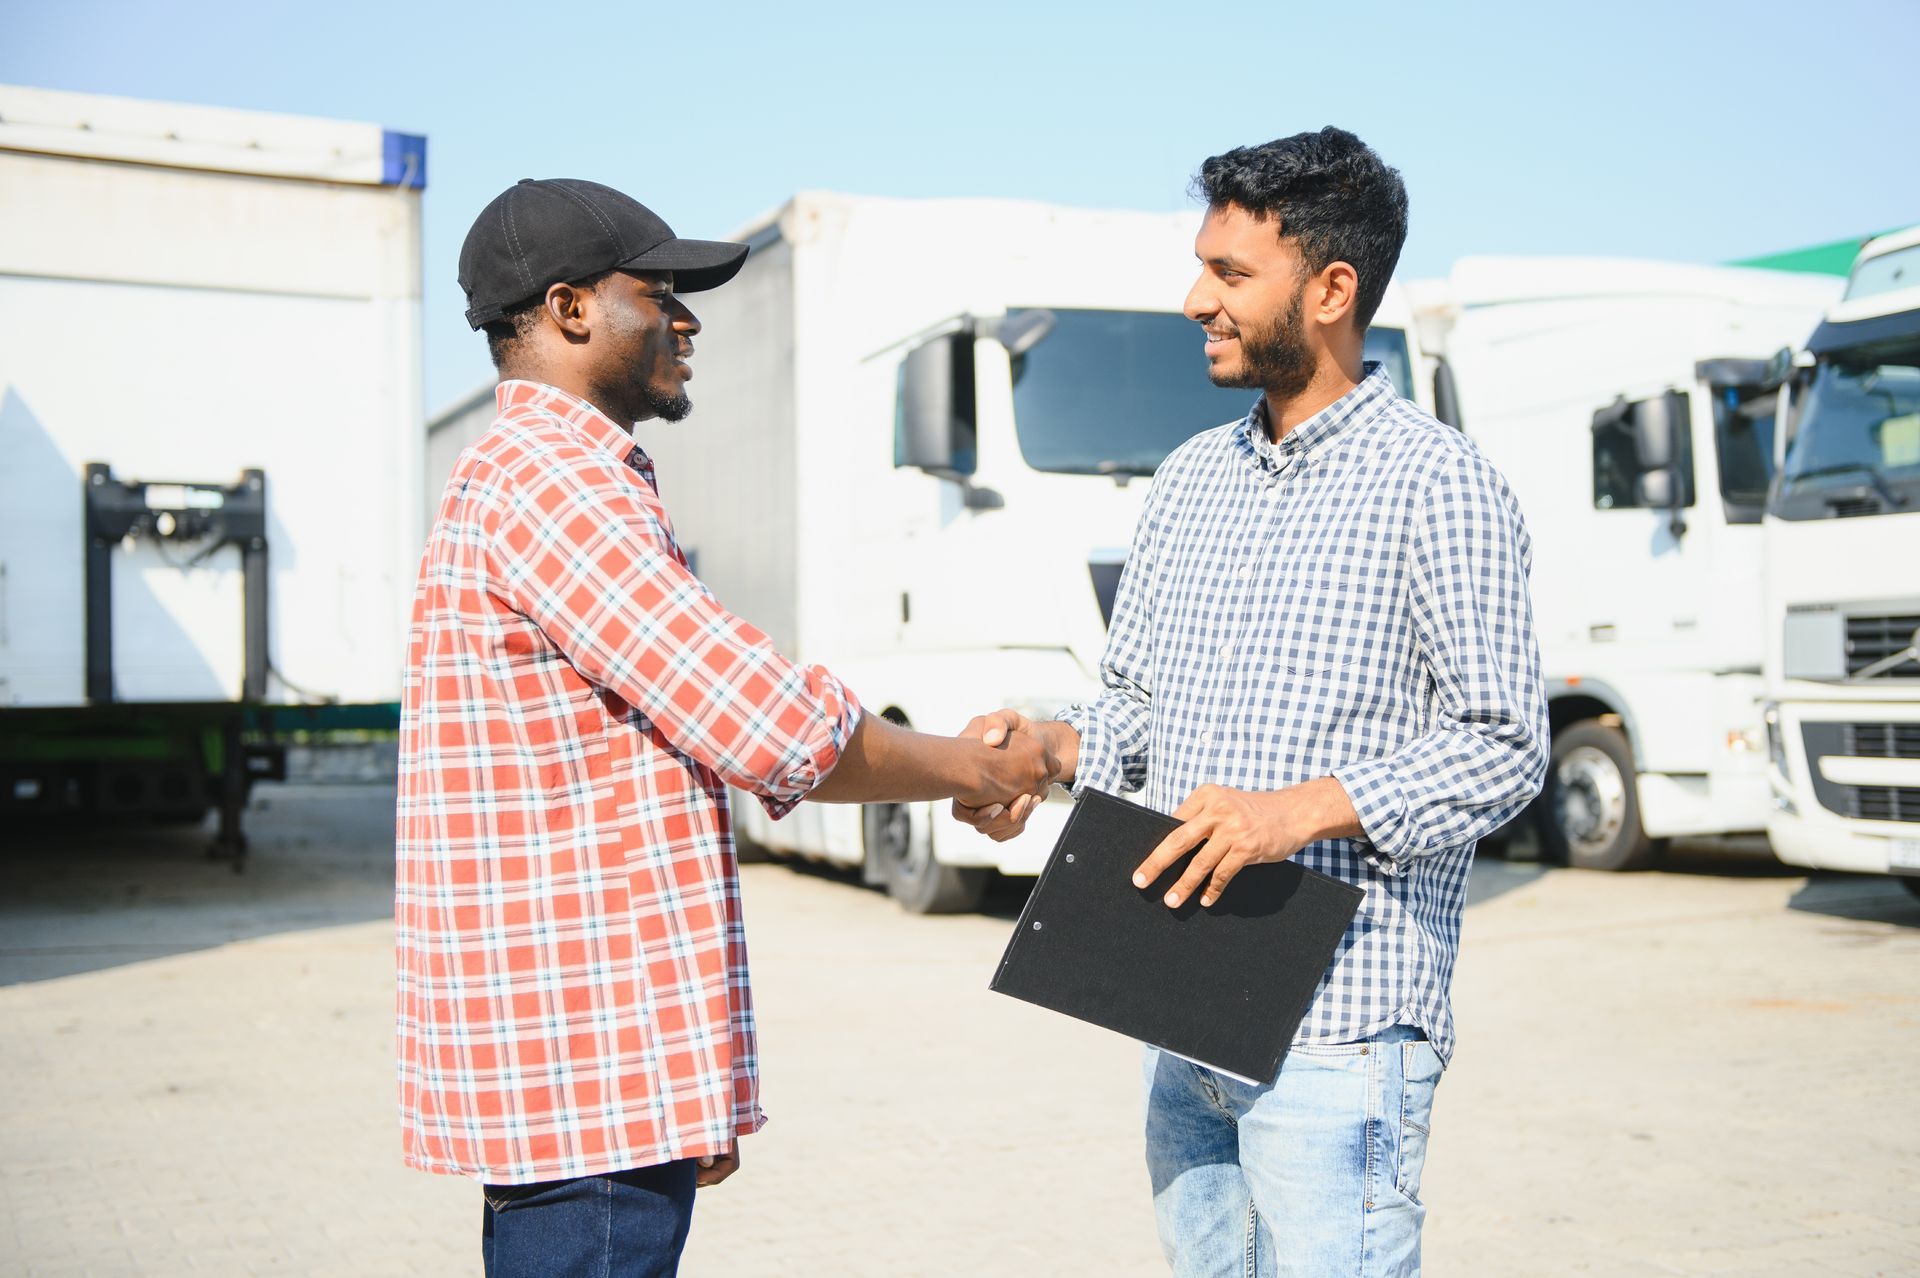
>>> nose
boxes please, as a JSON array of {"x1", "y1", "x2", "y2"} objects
[
  {"x1": 1183, "y1": 272, "x2": 1218, "y2": 325},
  {"x1": 667, "y1": 294, "x2": 700, "y2": 336}
]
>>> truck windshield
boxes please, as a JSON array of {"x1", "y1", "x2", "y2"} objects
[
  {"x1": 1007, "y1": 308, "x2": 1413, "y2": 476},
  {"x1": 1773, "y1": 343, "x2": 1920, "y2": 519}
]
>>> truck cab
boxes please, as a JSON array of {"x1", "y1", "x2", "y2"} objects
[
  {"x1": 1762, "y1": 226, "x2": 1920, "y2": 890},
  {"x1": 1416, "y1": 258, "x2": 1838, "y2": 869}
]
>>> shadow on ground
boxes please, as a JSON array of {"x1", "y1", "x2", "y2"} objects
[
  {"x1": 0, "y1": 782, "x2": 397, "y2": 986},
  {"x1": 1786, "y1": 871, "x2": 1920, "y2": 928}
]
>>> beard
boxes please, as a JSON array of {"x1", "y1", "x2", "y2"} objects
[
  {"x1": 1208, "y1": 279, "x2": 1314, "y2": 402},
  {"x1": 635, "y1": 382, "x2": 691, "y2": 423}
]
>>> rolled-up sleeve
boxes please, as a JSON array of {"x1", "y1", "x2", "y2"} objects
[
  {"x1": 1057, "y1": 470, "x2": 1163, "y2": 796},
  {"x1": 489, "y1": 455, "x2": 861, "y2": 818},
  {"x1": 1333, "y1": 455, "x2": 1547, "y2": 872}
]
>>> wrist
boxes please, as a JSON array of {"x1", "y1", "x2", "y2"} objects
[
  {"x1": 1292, "y1": 776, "x2": 1361, "y2": 843},
  {"x1": 1038, "y1": 719, "x2": 1079, "y2": 786}
]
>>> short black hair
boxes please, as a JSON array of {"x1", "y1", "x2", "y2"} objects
[
  {"x1": 1192, "y1": 127, "x2": 1408, "y2": 330},
  {"x1": 480, "y1": 270, "x2": 617, "y2": 372},
  {"x1": 482, "y1": 299, "x2": 545, "y2": 372}
]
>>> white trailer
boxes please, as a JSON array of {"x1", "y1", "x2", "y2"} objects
[
  {"x1": 0, "y1": 85, "x2": 426, "y2": 854},
  {"x1": 633, "y1": 191, "x2": 1430, "y2": 910},
  {"x1": 1762, "y1": 227, "x2": 1920, "y2": 892},
  {"x1": 1416, "y1": 259, "x2": 1838, "y2": 869}
]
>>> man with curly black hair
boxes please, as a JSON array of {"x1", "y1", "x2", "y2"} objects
[{"x1": 961, "y1": 129, "x2": 1546, "y2": 1276}]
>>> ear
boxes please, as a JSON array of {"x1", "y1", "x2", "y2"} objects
[
  {"x1": 1311, "y1": 261, "x2": 1361, "y2": 331},
  {"x1": 542, "y1": 281, "x2": 593, "y2": 341}
]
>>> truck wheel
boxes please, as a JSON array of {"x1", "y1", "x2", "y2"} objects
[
  {"x1": 1538, "y1": 721, "x2": 1656, "y2": 872},
  {"x1": 863, "y1": 800, "x2": 988, "y2": 914}
]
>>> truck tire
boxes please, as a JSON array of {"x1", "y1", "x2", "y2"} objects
[
  {"x1": 1538, "y1": 720, "x2": 1657, "y2": 872},
  {"x1": 863, "y1": 800, "x2": 988, "y2": 914}
]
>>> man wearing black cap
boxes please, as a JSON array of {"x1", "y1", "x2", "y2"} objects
[{"x1": 395, "y1": 179, "x2": 1058, "y2": 1277}]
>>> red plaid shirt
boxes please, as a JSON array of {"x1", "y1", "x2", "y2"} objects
[{"x1": 396, "y1": 380, "x2": 860, "y2": 1183}]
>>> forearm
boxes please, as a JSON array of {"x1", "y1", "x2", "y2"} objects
[
  {"x1": 805, "y1": 714, "x2": 989, "y2": 805},
  {"x1": 1334, "y1": 718, "x2": 1545, "y2": 865}
]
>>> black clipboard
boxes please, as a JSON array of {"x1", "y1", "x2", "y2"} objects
[{"x1": 990, "y1": 787, "x2": 1364, "y2": 1084}]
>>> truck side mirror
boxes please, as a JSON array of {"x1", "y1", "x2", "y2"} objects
[
  {"x1": 1630, "y1": 391, "x2": 1687, "y2": 471},
  {"x1": 896, "y1": 332, "x2": 977, "y2": 476},
  {"x1": 1432, "y1": 355, "x2": 1463, "y2": 430}
]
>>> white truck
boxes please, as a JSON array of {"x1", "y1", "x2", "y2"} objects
[
  {"x1": 628, "y1": 191, "x2": 1431, "y2": 911},
  {"x1": 0, "y1": 85, "x2": 426, "y2": 856},
  {"x1": 1414, "y1": 259, "x2": 1838, "y2": 869},
  {"x1": 1761, "y1": 226, "x2": 1920, "y2": 893}
]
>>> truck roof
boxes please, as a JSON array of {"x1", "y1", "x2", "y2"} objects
[
  {"x1": 721, "y1": 189, "x2": 1200, "y2": 248},
  {"x1": 1809, "y1": 223, "x2": 1920, "y2": 351},
  {"x1": 0, "y1": 83, "x2": 424, "y2": 188},
  {"x1": 1426, "y1": 255, "x2": 1842, "y2": 311}
]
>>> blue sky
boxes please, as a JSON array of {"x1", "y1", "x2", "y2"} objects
[{"x1": 7, "y1": 0, "x2": 1916, "y2": 411}]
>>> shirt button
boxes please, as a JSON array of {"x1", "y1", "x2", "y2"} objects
[
  {"x1": 1200, "y1": 730, "x2": 1214, "y2": 746},
  {"x1": 1218, "y1": 643, "x2": 1232, "y2": 659},
  {"x1": 1262, "y1": 486, "x2": 1279, "y2": 501},
  {"x1": 1237, "y1": 566, "x2": 1252, "y2": 581}
]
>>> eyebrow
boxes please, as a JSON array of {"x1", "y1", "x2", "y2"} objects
[{"x1": 1201, "y1": 254, "x2": 1251, "y2": 272}]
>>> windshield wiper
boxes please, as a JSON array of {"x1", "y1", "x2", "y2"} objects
[
  {"x1": 1786, "y1": 460, "x2": 1908, "y2": 508},
  {"x1": 1095, "y1": 459, "x2": 1159, "y2": 478}
]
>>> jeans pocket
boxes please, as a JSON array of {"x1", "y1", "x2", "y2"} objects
[
  {"x1": 1395, "y1": 1041, "x2": 1443, "y2": 1204},
  {"x1": 482, "y1": 1178, "x2": 571, "y2": 1213}
]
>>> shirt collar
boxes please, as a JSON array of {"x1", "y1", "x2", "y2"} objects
[
  {"x1": 496, "y1": 379, "x2": 654, "y2": 474},
  {"x1": 1238, "y1": 361, "x2": 1395, "y2": 469}
]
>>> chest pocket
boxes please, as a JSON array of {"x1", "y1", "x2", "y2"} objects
[{"x1": 1270, "y1": 551, "x2": 1398, "y2": 677}]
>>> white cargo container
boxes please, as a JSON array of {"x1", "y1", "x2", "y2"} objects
[
  {"x1": 0, "y1": 85, "x2": 426, "y2": 853},
  {"x1": 629, "y1": 191, "x2": 1430, "y2": 910},
  {"x1": 1416, "y1": 258, "x2": 1838, "y2": 868},
  {"x1": 1762, "y1": 226, "x2": 1920, "y2": 892}
]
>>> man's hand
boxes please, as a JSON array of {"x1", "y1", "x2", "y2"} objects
[
  {"x1": 1132, "y1": 777, "x2": 1362, "y2": 908},
  {"x1": 953, "y1": 712, "x2": 1058, "y2": 819},
  {"x1": 695, "y1": 1141, "x2": 740, "y2": 1188},
  {"x1": 951, "y1": 711, "x2": 1078, "y2": 842}
]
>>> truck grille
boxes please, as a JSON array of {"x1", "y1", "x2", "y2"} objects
[
  {"x1": 1846, "y1": 613, "x2": 1920, "y2": 677},
  {"x1": 1851, "y1": 787, "x2": 1920, "y2": 823},
  {"x1": 1845, "y1": 723, "x2": 1920, "y2": 760}
]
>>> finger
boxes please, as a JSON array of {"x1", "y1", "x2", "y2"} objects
[
  {"x1": 1165, "y1": 838, "x2": 1228, "y2": 909},
  {"x1": 1172, "y1": 785, "x2": 1215, "y2": 823},
  {"x1": 1132, "y1": 818, "x2": 1211, "y2": 892},
  {"x1": 1199, "y1": 851, "x2": 1251, "y2": 907}
]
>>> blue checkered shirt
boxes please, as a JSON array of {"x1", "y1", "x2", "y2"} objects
[{"x1": 1058, "y1": 363, "x2": 1546, "y2": 1065}]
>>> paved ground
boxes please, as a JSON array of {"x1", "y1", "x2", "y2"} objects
[{"x1": 3, "y1": 782, "x2": 1917, "y2": 1277}]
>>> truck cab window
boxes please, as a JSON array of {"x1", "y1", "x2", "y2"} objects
[
  {"x1": 1711, "y1": 384, "x2": 1776, "y2": 522},
  {"x1": 1004, "y1": 309, "x2": 1417, "y2": 478}
]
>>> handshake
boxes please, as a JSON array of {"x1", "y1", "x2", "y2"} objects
[
  {"x1": 949, "y1": 709, "x2": 1080, "y2": 842},
  {"x1": 806, "y1": 705, "x2": 1078, "y2": 840}
]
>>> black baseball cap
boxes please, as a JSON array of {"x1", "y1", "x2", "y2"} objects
[{"x1": 458, "y1": 178, "x2": 748, "y2": 329}]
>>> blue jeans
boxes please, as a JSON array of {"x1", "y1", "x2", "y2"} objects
[
  {"x1": 1145, "y1": 1026, "x2": 1442, "y2": 1278},
  {"x1": 481, "y1": 1161, "x2": 697, "y2": 1278}
]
